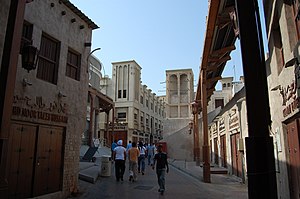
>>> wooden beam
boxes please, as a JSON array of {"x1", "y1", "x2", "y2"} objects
[
  {"x1": 207, "y1": 76, "x2": 222, "y2": 84},
  {"x1": 208, "y1": 55, "x2": 231, "y2": 63},
  {"x1": 216, "y1": 6, "x2": 235, "y2": 28},
  {"x1": 211, "y1": 45, "x2": 235, "y2": 57},
  {"x1": 206, "y1": 88, "x2": 215, "y2": 96},
  {"x1": 207, "y1": 64, "x2": 220, "y2": 72}
]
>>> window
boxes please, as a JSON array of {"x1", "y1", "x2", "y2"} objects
[
  {"x1": 272, "y1": 19, "x2": 285, "y2": 74},
  {"x1": 151, "y1": 103, "x2": 153, "y2": 110},
  {"x1": 123, "y1": 90, "x2": 127, "y2": 98},
  {"x1": 215, "y1": 99, "x2": 224, "y2": 109},
  {"x1": 146, "y1": 100, "x2": 149, "y2": 107},
  {"x1": 87, "y1": 94, "x2": 91, "y2": 103},
  {"x1": 66, "y1": 49, "x2": 81, "y2": 81},
  {"x1": 222, "y1": 83, "x2": 226, "y2": 88},
  {"x1": 134, "y1": 113, "x2": 137, "y2": 120},
  {"x1": 37, "y1": 34, "x2": 60, "y2": 84},
  {"x1": 140, "y1": 96, "x2": 144, "y2": 104},
  {"x1": 20, "y1": 21, "x2": 33, "y2": 53},
  {"x1": 227, "y1": 83, "x2": 231, "y2": 87},
  {"x1": 118, "y1": 90, "x2": 122, "y2": 98},
  {"x1": 117, "y1": 112, "x2": 126, "y2": 121}
]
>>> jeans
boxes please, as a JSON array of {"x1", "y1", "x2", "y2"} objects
[
  {"x1": 115, "y1": 159, "x2": 125, "y2": 181},
  {"x1": 156, "y1": 169, "x2": 166, "y2": 191},
  {"x1": 138, "y1": 154, "x2": 145, "y2": 172},
  {"x1": 147, "y1": 155, "x2": 152, "y2": 165}
]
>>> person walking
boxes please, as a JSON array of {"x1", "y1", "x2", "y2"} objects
[
  {"x1": 152, "y1": 144, "x2": 169, "y2": 195},
  {"x1": 111, "y1": 139, "x2": 117, "y2": 159},
  {"x1": 113, "y1": 140, "x2": 126, "y2": 182},
  {"x1": 147, "y1": 143, "x2": 155, "y2": 166},
  {"x1": 138, "y1": 141, "x2": 146, "y2": 175},
  {"x1": 127, "y1": 142, "x2": 139, "y2": 182},
  {"x1": 126, "y1": 140, "x2": 132, "y2": 156}
]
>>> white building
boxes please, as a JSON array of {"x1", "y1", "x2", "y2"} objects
[{"x1": 99, "y1": 60, "x2": 165, "y2": 146}]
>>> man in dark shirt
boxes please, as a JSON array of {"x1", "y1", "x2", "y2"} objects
[{"x1": 152, "y1": 144, "x2": 169, "y2": 195}]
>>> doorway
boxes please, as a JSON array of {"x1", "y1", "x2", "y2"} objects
[
  {"x1": 286, "y1": 119, "x2": 300, "y2": 199},
  {"x1": 8, "y1": 122, "x2": 65, "y2": 198},
  {"x1": 230, "y1": 133, "x2": 242, "y2": 177}
]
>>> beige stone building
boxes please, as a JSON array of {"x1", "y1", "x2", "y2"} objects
[
  {"x1": 163, "y1": 75, "x2": 243, "y2": 162},
  {"x1": 5, "y1": 0, "x2": 98, "y2": 198},
  {"x1": 165, "y1": 69, "x2": 194, "y2": 118},
  {"x1": 208, "y1": 85, "x2": 247, "y2": 182},
  {"x1": 263, "y1": 0, "x2": 300, "y2": 198},
  {"x1": 98, "y1": 60, "x2": 165, "y2": 146},
  {"x1": 163, "y1": 69, "x2": 195, "y2": 139}
]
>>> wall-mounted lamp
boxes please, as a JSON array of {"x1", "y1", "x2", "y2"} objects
[
  {"x1": 22, "y1": 44, "x2": 39, "y2": 72},
  {"x1": 58, "y1": 91, "x2": 67, "y2": 98},
  {"x1": 22, "y1": 78, "x2": 32, "y2": 87}
]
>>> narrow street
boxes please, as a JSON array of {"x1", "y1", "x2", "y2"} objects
[{"x1": 71, "y1": 163, "x2": 247, "y2": 199}]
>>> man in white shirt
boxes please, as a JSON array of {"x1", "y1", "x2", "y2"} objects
[{"x1": 113, "y1": 140, "x2": 126, "y2": 181}]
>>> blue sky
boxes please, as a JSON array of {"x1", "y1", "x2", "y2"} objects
[{"x1": 69, "y1": 0, "x2": 264, "y2": 95}]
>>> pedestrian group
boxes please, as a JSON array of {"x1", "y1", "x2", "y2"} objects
[{"x1": 112, "y1": 140, "x2": 168, "y2": 195}]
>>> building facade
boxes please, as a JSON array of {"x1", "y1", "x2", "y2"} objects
[
  {"x1": 208, "y1": 86, "x2": 247, "y2": 182},
  {"x1": 6, "y1": 1, "x2": 98, "y2": 198},
  {"x1": 85, "y1": 55, "x2": 114, "y2": 147},
  {"x1": 100, "y1": 60, "x2": 165, "y2": 146},
  {"x1": 264, "y1": 0, "x2": 300, "y2": 198},
  {"x1": 207, "y1": 77, "x2": 231, "y2": 112},
  {"x1": 165, "y1": 69, "x2": 194, "y2": 118}
]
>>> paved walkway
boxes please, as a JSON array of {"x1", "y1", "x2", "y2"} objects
[{"x1": 75, "y1": 146, "x2": 248, "y2": 199}]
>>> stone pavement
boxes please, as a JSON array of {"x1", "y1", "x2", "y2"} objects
[
  {"x1": 76, "y1": 146, "x2": 248, "y2": 198},
  {"x1": 78, "y1": 145, "x2": 112, "y2": 183}
]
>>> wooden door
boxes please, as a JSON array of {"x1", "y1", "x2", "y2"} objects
[
  {"x1": 214, "y1": 137, "x2": 219, "y2": 165},
  {"x1": 8, "y1": 123, "x2": 64, "y2": 198},
  {"x1": 8, "y1": 123, "x2": 37, "y2": 198},
  {"x1": 287, "y1": 120, "x2": 300, "y2": 199},
  {"x1": 210, "y1": 140, "x2": 213, "y2": 163},
  {"x1": 231, "y1": 133, "x2": 242, "y2": 177},
  {"x1": 33, "y1": 126, "x2": 63, "y2": 197},
  {"x1": 114, "y1": 131, "x2": 127, "y2": 147},
  {"x1": 220, "y1": 135, "x2": 227, "y2": 168}
]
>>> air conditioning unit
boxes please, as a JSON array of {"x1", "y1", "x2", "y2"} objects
[{"x1": 237, "y1": 138, "x2": 244, "y2": 151}]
